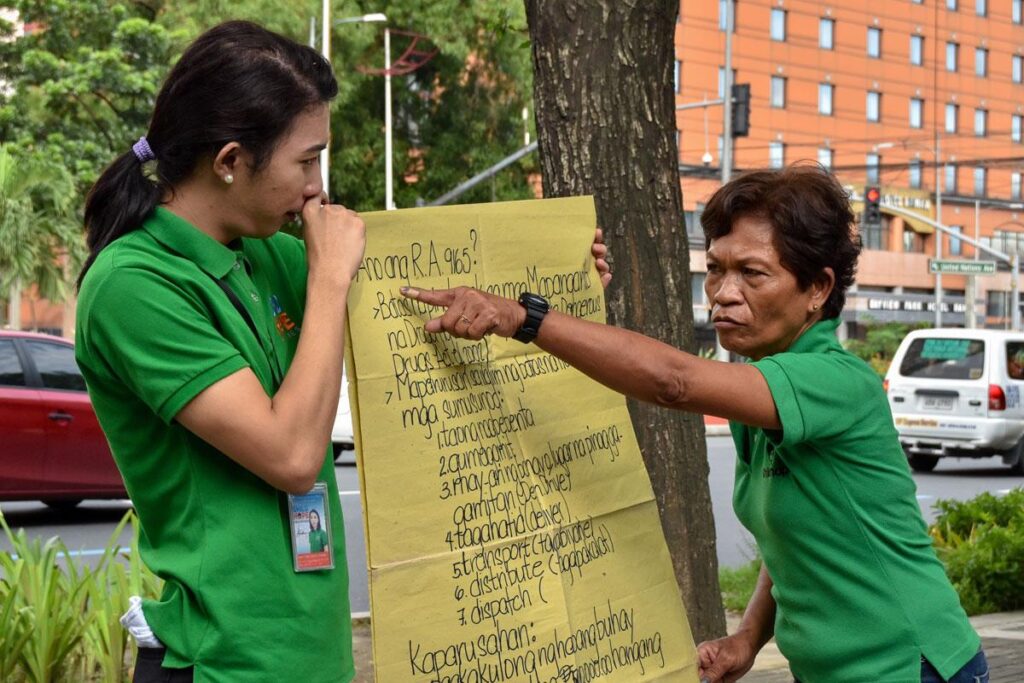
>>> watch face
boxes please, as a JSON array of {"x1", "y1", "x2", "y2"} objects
[{"x1": 520, "y1": 293, "x2": 549, "y2": 311}]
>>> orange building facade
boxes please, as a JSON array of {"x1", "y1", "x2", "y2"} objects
[{"x1": 675, "y1": 0, "x2": 1024, "y2": 346}]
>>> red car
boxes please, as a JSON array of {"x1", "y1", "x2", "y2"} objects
[{"x1": 1, "y1": 330, "x2": 126, "y2": 508}]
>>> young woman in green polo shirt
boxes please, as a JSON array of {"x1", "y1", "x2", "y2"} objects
[
  {"x1": 308, "y1": 510, "x2": 329, "y2": 553},
  {"x1": 77, "y1": 21, "x2": 366, "y2": 683},
  {"x1": 402, "y1": 165, "x2": 987, "y2": 683}
]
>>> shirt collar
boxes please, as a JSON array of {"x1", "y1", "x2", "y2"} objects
[
  {"x1": 784, "y1": 317, "x2": 842, "y2": 355},
  {"x1": 142, "y1": 206, "x2": 238, "y2": 279}
]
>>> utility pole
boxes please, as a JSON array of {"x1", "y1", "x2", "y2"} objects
[
  {"x1": 934, "y1": 138, "x2": 943, "y2": 327},
  {"x1": 721, "y1": 0, "x2": 734, "y2": 184}
]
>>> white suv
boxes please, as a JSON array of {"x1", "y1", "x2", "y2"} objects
[
  {"x1": 331, "y1": 369, "x2": 355, "y2": 462},
  {"x1": 885, "y1": 328, "x2": 1024, "y2": 473}
]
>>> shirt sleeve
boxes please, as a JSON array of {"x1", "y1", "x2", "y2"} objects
[
  {"x1": 83, "y1": 267, "x2": 250, "y2": 424},
  {"x1": 753, "y1": 350, "x2": 882, "y2": 449}
]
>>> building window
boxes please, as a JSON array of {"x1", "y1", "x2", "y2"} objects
[
  {"x1": 719, "y1": 0, "x2": 728, "y2": 30},
  {"x1": 717, "y1": 67, "x2": 736, "y2": 98},
  {"x1": 771, "y1": 9, "x2": 786, "y2": 41},
  {"x1": 818, "y1": 147, "x2": 833, "y2": 169},
  {"x1": 1015, "y1": 56, "x2": 1023, "y2": 83},
  {"x1": 975, "y1": 108, "x2": 987, "y2": 136},
  {"x1": 867, "y1": 91, "x2": 881, "y2": 122},
  {"x1": 949, "y1": 226, "x2": 963, "y2": 256},
  {"x1": 945, "y1": 164, "x2": 958, "y2": 193},
  {"x1": 910, "y1": 35, "x2": 924, "y2": 66},
  {"x1": 769, "y1": 142, "x2": 785, "y2": 169},
  {"x1": 947, "y1": 0, "x2": 958, "y2": 9},
  {"x1": 903, "y1": 229, "x2": 925, "y2": 254},
  {"x1": 909, "y1": 160, "x2": 923, "y2": 189},
  {"x1": 945, "y1": 103, "x2": 959, "y2": 133},
  {"x1": 1013, "y1": 172, "x2": 1022, "y2": 200},
  {"x1": 867, "y1": 27, "x2": 882, "y2": 58},
  {"x1": 1014, "y1": 115, "x2": 1023, "y2": 143},
  {"x1": 976, "y1": 0, "x2": 987, "y2": 16},
  {"x1": 946, "y1": 42, "x2": 959, "y2": 72},
  {"x1": 867, "y1": 153, "x2": 880, "y2": 184},
  {"x1": 820, "y1": 18, "x2": 834, "y2": 49},
  {"x1": 674, "y1": 60, "x2": 682, "y2": 93},
  {"x1": 819, "y1": 83, "x2": 834, "y2": 116},
  {"x1": 974, "y1": 167, "x2": 987, "y2": 196},
  {"x1": 770, "y1": 76, "x2": 786, "y2": 108},
  {"x1": 692, "y1": 272, "x2": 706, "y2": 306},
  {"x1": 975, "y1": 47, "x2": 988, "y2": 77},
  {"x1": 910, "y1": 98, "x2": 923, "y2": 128},
  {"x1": 1015, "y1": 0, "x2": 1023, "y2": 24},
  {"x1": 862, "y1": 220, "x2": 889, "y2": 250}
]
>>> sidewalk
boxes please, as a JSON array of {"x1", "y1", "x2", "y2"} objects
[
  {"x1": 730, "y1": 610, "x2": 1024, "y2": 681},
  {"x1": 349, "y1": 611, "x2": 1024, "y2": 681}
]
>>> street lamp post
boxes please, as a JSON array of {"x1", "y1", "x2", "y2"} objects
[
  {"x1": 934, "y1": 137, "x2": 943, "y2": 327},
  {"x1": 875, "y1": 139, "x2": 944, "y2": 326},
  {"x1": 317, "y1": 6, "x2": 389, "y2": 207}
]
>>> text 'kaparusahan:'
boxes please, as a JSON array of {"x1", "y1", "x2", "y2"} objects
[{"x1": 407, "y1": 602, "x2": 666, "y2": 683}]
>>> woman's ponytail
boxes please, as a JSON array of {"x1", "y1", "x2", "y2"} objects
[{"x1": 79, "y1": 148, "x2": 162, "y2": 288}]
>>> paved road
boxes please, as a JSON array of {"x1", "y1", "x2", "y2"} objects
[{"x1": 2, "y1": 438, "x2": 1020, "y2": 615}]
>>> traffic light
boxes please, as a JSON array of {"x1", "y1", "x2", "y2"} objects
[
  {"x1": 864, "y1": 186, "x2": 882, "y2": 226},
  {"x1": 730, "y1": 83, "x2": 750, "y2": 137}
]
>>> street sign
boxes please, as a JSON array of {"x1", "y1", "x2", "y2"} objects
[{"x1": 928, "y1": 259, "x2": 997, "y2": 275}]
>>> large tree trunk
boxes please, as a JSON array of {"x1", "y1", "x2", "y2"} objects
[{"x1": 525, "y1": 0, "x2": 726, "y2": 642}]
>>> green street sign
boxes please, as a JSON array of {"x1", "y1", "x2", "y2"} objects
[{"x1": 928, "y1": 259, "x2": 997, "y2": 275}]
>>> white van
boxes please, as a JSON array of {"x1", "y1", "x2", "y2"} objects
[
  {"x1": 885, "y1": 328, "x2": 1024, "y2": 473},
  {"x1": 331, "y1": 370, "x2": 355, "y2": 462}
]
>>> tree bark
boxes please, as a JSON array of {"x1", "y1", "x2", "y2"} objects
[{"x1": 525, "y1": 0, "x2": 726, "y2": 642}]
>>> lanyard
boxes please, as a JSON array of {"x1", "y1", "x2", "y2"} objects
[{"x1": 212, "y1": 277, "x2": 284, "y2": 385}]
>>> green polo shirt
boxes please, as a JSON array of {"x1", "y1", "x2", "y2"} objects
[
  {"x1": 76, "y1": 207, "x2": 353, "y2": 683},
  {"x1": 309, "y1": 528, "x2": 329, "y2": 553},
  {"x1": 731, "y1": 319, "x2": 978, "y2": 683}
]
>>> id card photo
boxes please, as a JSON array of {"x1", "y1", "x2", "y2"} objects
[{"x1": 287, "y1": 482, "x2": 335, "y2": 572}]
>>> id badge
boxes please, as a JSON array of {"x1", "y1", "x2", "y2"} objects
[{"x1": 287, "y1": 482, "x2": 335, "y2": 573}]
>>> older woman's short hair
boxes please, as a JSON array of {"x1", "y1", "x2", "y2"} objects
[{"x1": 700, "y1": 164, "x2": 862, "y2": 319}]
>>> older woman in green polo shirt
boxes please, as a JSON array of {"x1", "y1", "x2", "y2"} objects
[{"x1": 402, "y1": 165, "x2": 987, "y2": 683}]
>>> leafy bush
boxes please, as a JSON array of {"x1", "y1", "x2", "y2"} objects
[
  {"x1": 930, "y1": 488, "x2": 1024, "y2": 615},
  {"x1": 844, "y1": 320, "x2": 928, "y2": 378},
  {"x1": 0, "y1": 510, "x2": 162, "y2": 682}
]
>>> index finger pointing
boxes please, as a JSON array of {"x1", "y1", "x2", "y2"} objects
[{"x1": 401, "y1": 286, "x2": 455, "y2": 308}]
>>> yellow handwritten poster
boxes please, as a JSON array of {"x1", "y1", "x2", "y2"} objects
[{"x1": 347, "y1": 196, "x2": 698, "y2": 682}]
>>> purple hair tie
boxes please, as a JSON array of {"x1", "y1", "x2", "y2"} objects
[{"x1": 132, "y1": 136, "x2": 155, "y2": 163}]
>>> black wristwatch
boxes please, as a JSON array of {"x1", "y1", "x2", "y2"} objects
[{"x1": 512, "y1": 292, "x2": 549, "y2": 343}]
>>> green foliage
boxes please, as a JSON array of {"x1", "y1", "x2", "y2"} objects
[
  {"x1": 0, "y1": 144, "x2": 84, "y2": 305},
  {"x1": 844, "y1": 320, "x2": 928, "y2": 377},
  {"x1": 1, "y1": 0, "x2": 180, "y2": 190},
  {"x1": 718, "y1": 550, "x2": 762, "y2": 613},
  {"x1": 0, "y1": 511, "x2": 163, "y2": 682},
  {"x1": 0, "y1": 0, "x2": 537, "y2": 311},
  {"x1": 930, "y1": 488, "x2": 1024, "y2": 615},
  {"x1": 327, "y1": 1, "x2": 537, "y2": 210}
]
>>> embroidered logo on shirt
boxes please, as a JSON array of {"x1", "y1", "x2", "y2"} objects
[
  {"x1": 269, "y1": 295, "x2": 299, "y2": 338},
  {"x1": 762, "y1": 445, "x2": 790, "y2": 479}
]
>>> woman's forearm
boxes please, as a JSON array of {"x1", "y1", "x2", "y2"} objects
[{"x1": 736, "y1": 564, "x2": 777, "y2": 652}]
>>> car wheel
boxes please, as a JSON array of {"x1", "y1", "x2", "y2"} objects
[
  {"x1": 43, "y1": 499, "x2": 82, "y2": 511},
  {"x1": 1009, "y1": 451, "x2": 1024, "y2": 475},
  {"x1": 907, "y1": 454, "x2": 939, "y2": 472}
]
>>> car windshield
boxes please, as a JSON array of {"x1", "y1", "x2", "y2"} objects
[{"x1": 899, "y1": 338, "x2": 985, "y2": 380}]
